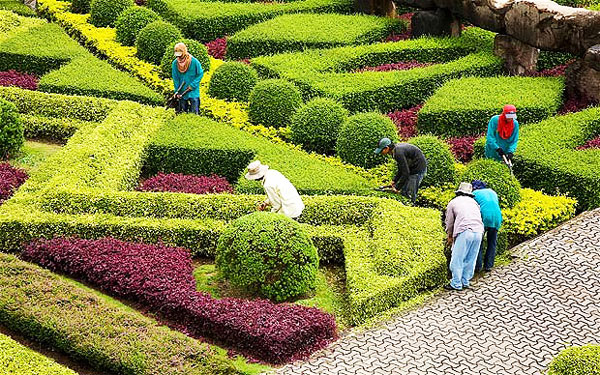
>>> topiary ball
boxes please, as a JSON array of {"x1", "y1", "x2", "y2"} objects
[
  {"x1": 291, "y1": 98, "x2": 348, "y2": 155},
  {"x1": 160, "y1": 39, "x2": 211, "y2": 78},
  {"x1": 136, "y1": 21, "x2": 182, "y2": 65},
  {"x1": 89, "y1": 0, "x2": 134, "y2": 28},
  {"x1": 460, "y1": 159, "x2": 522, "y2": 208},
  {"x1": 216, "y1": 212, "x2": 318, "y2": 302},
  {"x1": 115, "y1": 7, "x2": 160, "y2": 46},
  {"x1": 71, "y1": 0, "x2": 91, "y2": 14},
  {"x1": 409, "y1": 135, "x2": 457, "y2": 187},
  {"x1": 336, "y1": 112, "x2": 398, "y2": 169},
  {"x1": 0, "y1": 99, "x2": 24, "y2": 159},
  {"x1": 248, "y1": 79, "x2": 303, "y2": 128},
  {"x1": 207, "y1": 62, "x2": 257, "y2": 102}
]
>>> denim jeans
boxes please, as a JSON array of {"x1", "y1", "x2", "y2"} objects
[
  {"x1": 449, "y1": 229, "x2": 483, "y2": 289},
  {"x1": 178, "y1": 97, "x2": 200, "y2": 114},
  {"x1": 401, "y1": 167, "x2": 427, "y2": 204},
  {"x1": 475, "y1": 227, "x2": 498, "y2": 272}
]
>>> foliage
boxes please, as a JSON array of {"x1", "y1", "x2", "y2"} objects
[
  {"x1": 207, "y1": 61, "x2": 257, "y2": 102},
  {"x1": 115, "y1": 6, "x2": 160, "y2": 46},
  {"x1": 227, "y1": 13, "x2": 406, "y2": 59},
  {"x1": 248, "y1": 79, "x2": 303, "y2": 128},
  {"x1": 0, "y1": 69, "x2": 38, "y2": 90},
  {"x1": 0, "y1": 0, "x2": 36, "y2": 15},
  {"x1": 71, "y1": 0, "x2": 91, "y2": 13},
  {"x1": 417, "y1": 76, "x2": 565, "y2": 136},
  {"x1": 549, "y1": 345, "x2": 600, "y2": 375},
  {"x1": 0, "y1": 333, "x2": 77, "y2": 375},
  {"x1": 387, "y1": 104, "x2": 421, "y2": 139},
  {"x1": 577, "y1": 136, "x2": 600, "y2": 150},
  {"x1": 0, "y1": 97, "x2": 23, "y2": 158},
  {"x1": 136, "y1": 20, "x2": 182, "y2": 64},
  {"x1": 216, "y1": 212, "x2": 319, "y2": 302},
  {"x1": 0, "y1": 162, "x2": 27, "y2": 203},
  {"x1": 160, "y1": 38, "x2": 211, "y2": 78},
  {"x1": 461, "y1": 159, "x2": 521, "y2": 208},
  {"x1": 408, "y1": 135, "x2": 457, "y2": 187},
  {"x1": 89, "y1": 0, "x2": 134, "y2": 27},
  {"x1": 290, "y1": 97, "x2": 348, "y2": 155},
  {"x1": 205, "y1": 37, "x2": 227, "y2": 59},
  {"x1": 537, "y1": 50, "x2": 575, "y2": 71},
  {"x1": 360, "y1": 60, "x2": 433, "y2": 72},
  {"x1": 336, "y1": 112, "x2": 398, "y2": 169},
  {"x1": 446, "y1": 135, "x2": 480, "y2": 163},
  {"x1": 20, "y1": 114, "x2": 92, "y2": 142},
  {"x1": 138, "y1": 172, "x2": 233, "y2": 194}
]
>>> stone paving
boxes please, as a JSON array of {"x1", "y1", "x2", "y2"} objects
[{"x1": 273, "y1": 209, "x2": 600, "y2": 375}]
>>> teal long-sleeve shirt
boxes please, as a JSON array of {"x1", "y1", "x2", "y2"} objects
[
  {"x1": 171, "y1": 56, "x2": 203, "y2": 100},
  {"x1": 473, "y1": 188, "x2": 502, "y2": 229},
  {"x1": 484, "y1": 115, "x2": 519, "y2": 161}
]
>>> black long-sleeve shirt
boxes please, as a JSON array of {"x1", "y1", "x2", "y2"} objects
[{"x1": 392, "y1": 143, "x2": 427, "y2": 188}]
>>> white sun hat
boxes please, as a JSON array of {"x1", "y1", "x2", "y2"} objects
[{"x1": 245, "y1": 160, "x2": 269, "y2": 180}]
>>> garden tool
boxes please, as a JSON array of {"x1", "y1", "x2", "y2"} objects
[
  {"x1": 502, "y1": 154, "x2": 514, "y2": 176},
  {"x1": 165, "y1": 81, "x2": 188, "y2": 111}
]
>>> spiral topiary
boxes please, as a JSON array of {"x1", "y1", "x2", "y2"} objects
[
  {"x1": 336, "y1": 112, "x2": 398, "y2": 169},
  {"x1": 207, "y1": 62, "x2": 258, "y2": 102},
  {"x1": 115, "y1": 7, "x2": 160, "y2": 46},
  {"x1": 160, "y1": 39, "x2": 211, "y2": 78},
  {"x1": 248, "y1": 79, "x2": 303, "y2": 128},
  {"x1": 409, "y1": 135, "x2": 457, "y2": 187},
  {"x1": 460, "y1": 158, "x2": 522, "y2": 208},
  {"x1": 216, "y1": 212, "x2": 319, "y2": 302},
  {"x1": 89, "y1": 0, "x2": 134, "y2": 28},
  {"x1": 0, "y1": 98, "x2": 23, "y2": 159},
  {"x1": 291, "y1": 98, "x2": 348, "y2": 155},
  {"x1": 136, "y1": 21, "x2": 182, "y2": 65}
]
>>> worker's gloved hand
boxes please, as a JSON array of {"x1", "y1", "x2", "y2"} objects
[
  {"x1": 496, "y1": 148, "x2": 504, "y2": 157},
  {"x1": 506, "y1": 152, "x2": 514, "y2": 161}
]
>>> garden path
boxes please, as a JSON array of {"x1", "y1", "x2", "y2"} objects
[{"x1": 271, "y1": 209, "x2": 600, "y2": 375}]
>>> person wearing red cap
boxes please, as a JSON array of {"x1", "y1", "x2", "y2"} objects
[{"x1": 484, "y1": 104, "x2": 519, "y2": 162}]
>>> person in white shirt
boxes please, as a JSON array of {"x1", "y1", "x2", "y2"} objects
[{"x1": 245, "y1": 160, "x2": 305, "y2": 219}]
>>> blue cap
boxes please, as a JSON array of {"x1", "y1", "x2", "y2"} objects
[
  {"x1": 471, "y1": 180, "x2": 487, "y2": 190},
  {"x1": 374, "y1": 137, "x2": 392, "y2": 154}
]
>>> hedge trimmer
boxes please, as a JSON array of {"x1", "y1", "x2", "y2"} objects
[
  {"x1": 165, "y1": 81, "x2": 191, "y2": 112},
  {"x1": 502, "y1": 154, "x2": 514, "y2": 176}
]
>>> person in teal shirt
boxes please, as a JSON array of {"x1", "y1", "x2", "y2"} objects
[
  {"x1": 471, "y1": 180, "x2": 502, "y2": 272},
  {"x1": 171, "y1": 42, "x2": 204, "y2": 114},
  {"x1": 485, "y1": 104, "x2": 519, "y2": 162}
]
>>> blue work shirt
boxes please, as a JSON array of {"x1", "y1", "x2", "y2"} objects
[
  {"x1": 473, "y1": 188, "x2": 502, "y2": 229},
  {"x1": 485, "y1": 115, "x2": 519, "y2": 161},
  {"x1": 171, "y1": 56, "x2": 204, "y2": 100}
]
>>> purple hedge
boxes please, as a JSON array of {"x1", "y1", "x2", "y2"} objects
[
  {"x1": 577, "y1": 136, "x2": 600, "y2": 150},
  {"x1": 446, "y1": 135, "x2": 480, "y2": 163},
  {"x1": 0, "y1": 163, "x2": 28, "y2": 204},
  {"x1": 206, "y1": 38, "x2": 227, "y2": 60},
  {"x1": 138, "y1": 172, "x2": 233, "y2": 194},
  {"x1": 0, "y1": 70, "x2": 38, "y2": 90},
  {"x1": 22, "y1": 237, "x2": 337, "y2": 364},
  {"x1": 359, "y1": 61, "x2": 432, "y2": 73},
  {"x1": 387, "y1": 104, "x2": 422, "y2": 139}
]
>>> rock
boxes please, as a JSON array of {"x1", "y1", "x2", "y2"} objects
[
  {"x1": 584, "y1": 44, "x2": 600, "y2": 71},
  {"x1": 565, "y1": 59, "x2": 600, "y2": 103},
  {"x1": 24, "y1": 0, "x2": 36, "y2": 10},
  {"x1": 494, "y1": 34, "x2": 540, "y2": 75},
  {"x1": 411, "y1": 9, "x2": 461, "y2": 38},
  {"x1": 357, "y1": 0, "x2": 398, "y2": 16}
]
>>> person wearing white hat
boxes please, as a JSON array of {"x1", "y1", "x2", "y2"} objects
[
  {"x1": 245, "y1": 160, "x2": 305, "y2": 219},
  {"x1": 444, "y1": 182, "x2": 484, "y2": 291}
]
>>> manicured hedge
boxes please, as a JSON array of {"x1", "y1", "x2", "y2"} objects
[
  {"x1": 248, "y1": 79, "x2": 303, "y2": 128},
  {"x1": 207, "y1": 61, "x2": 258, "y2": 102},
  {"x1": 549, "y1": 345, "x2": 600, "y2": 375},
  {"x1": 136, "y1": 20, "x2": 182, "y2": 64},
  {"x1": 138, "y1": 172, "x2": 233, "y2": 194},
  {"x1": 417, "y1": 76, "x2": 565, "y2": 136},
  {"x1": 20, "y1": 114, "x2": 93, "y2": 142},
  {"x1": 0, "y1": 252, "x2": 242, "y2": 375},
  {"x1": 147, "y1": 0, "x2": 353, "y2": 42},
  {"x1": 227, "y1": 13, "x2": 406, "y2": 59},
  {"x1": 0, "y1": 97, "x2": 23, "y2": 158},
  {"x1": 409, "y1": 135, "x2": 457, "y2": 187},
  {"x1": 89, "y1": 0, "x2": 134, "y2": 27},
  {"x1": 514, "y1": 106, "x2": 600, "y2": 210},
  {"x1": 0, "y1": 333, "x2": 77, "y2": 375},
  {"x1": 461, "y1": 159, "x2": 522, "y2": 208},
  {"x1": 115, "y1": 6, "x2": 161, "y2": 46},
  {"x1": 0, "y1": 0, "x2": 36, "y2": 16},
  {"x1": 0, "y1": 162, "x2": 28, "y2": 203}
]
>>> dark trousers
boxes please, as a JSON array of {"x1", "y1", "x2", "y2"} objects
[
  {"x1": 178, "y1": 97, "x2": 199, "y2": 114},
  {"x1": 475, "y1": 227, "x2": 498, "y2": 272},
  {"x1": 400, "y1": 168, "x2": 427, "y2": 204}
]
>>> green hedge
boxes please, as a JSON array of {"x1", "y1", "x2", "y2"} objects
[
  {"x1": 417, "y1": 76, "x2": 564, "y2": 137},
  {"x1": 549, "y1": 345, "x2": 600, "y2": 375},
  {"x1": 514, "y1": 106, "x2": 600, "y2": 210},
  {"x1": 89, "y1": 0, "x2": 134, "y2": 27},
  {"x1": 115, "y1": 6, "x2": 161, "y2": 46},
  {"x1": 248, "y1": 79, "x2": 303, "y2": 128},
  {"x1": 136, "y1": 20, "x2": 182, "y2": 64},
  {"x1": 0, "y1": 333, "x2": 77, "y2": 375},
  {"x1": 409, "y1": 135, "x2": 457, "y2": 187},
  {"x1": 227, "y1": 13, "x2": 406, "y2": 59},
  {"x1": 0, "y1": 0, "x2": 36, "y2": 16},
  {"x1": 147, "y1": 0, "x2": 353, "y2": 42},
  {"x1": 537, "y1": 50, "x2": 575, "y2": 71},
  {"x1": 0, "y1": 98, "x2": 23, "y2": 158},
  {"x1": 21, "y1": 114, "x2": 94, "y2": 142},
  {"x1": 0, "y1": 253, "x2": 243, "y2": 375},
  {"x1": 207, "y1": 61, "x2": 258, "y2": 102},
  {"x1": 461, "y1": 159, "x2": 522, "y2": 208}
]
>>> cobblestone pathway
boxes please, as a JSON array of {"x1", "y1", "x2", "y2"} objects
[{"x1": 274, "y1": 210, "x2": 600, "y2": 375}]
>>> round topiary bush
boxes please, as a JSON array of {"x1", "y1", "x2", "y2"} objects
[
  {"x1": 336, "y1": 112, "x2": 398, "y2": 169},
  {"x1": 409, "y1": 135, "x2": 457, "y2": 187},
  {"x1": 291, "y1": 98, "x2": 348, "y2": 155},
  {"x1": 248, "y1": 79, "x2": 303, "y2": 128},
  {"x1": 207, "y1": 62, "x2": 257, "y2": 102},
  {"x1": 89, "y1": 0, "x2": 134, "y2": 28},
  {"x1": 215, "y1": 212, "x2": 318, "y2": 302},
  {"x1": 71, "y1": 0, "x2": 91, "y2": 14},
  {"x1": 0, "y1": 99, "x2": 24, "y2": 159},
  {"x1": 136, "y1": 21, "x2": 182, "y2": 65},
  {"x1": 460, "y1": 158, "x2": 522, "y2": 208},
  {"x1": 160, "y1": 39, "x2": 211, "y2": 78},
  {"x1": 115, "y1": 7, "x2": 160, "y2": 46},
  {"x1": 548, "y1": 345, "x2": 600, "y2": 375}
]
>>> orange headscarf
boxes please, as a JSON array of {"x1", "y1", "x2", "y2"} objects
[
  {"x1": 498, "y1": 104, "x2": 516, "y2": 139},
  {"x1": 174, "y1": 43, "x2": 191, "y2": 73}
]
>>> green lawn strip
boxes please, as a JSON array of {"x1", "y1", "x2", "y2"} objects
[
  {"x1": 227, "y1": 13, "x2": 406, "y2": 59},
  {"x1": 417, "y1": 76, "x2": 565, "y2": 136},
  {"x1": 8, "y1": 141, "x2": 63, "y2": 172}
]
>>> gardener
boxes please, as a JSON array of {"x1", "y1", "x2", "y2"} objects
[
  {"x1": 485, "y1": 104, "x2": 519, "y2": 162},
  {"x1": 444, "y1": 182, "x2": 484, "y2": 291},
  {"x1": 171, "y1": 42, "x2": 204, "y2": 115},
  {"x1": 471, "y1": 180, "x2": 502, "y2": 273},
  {"x1": 374, "y1": 137, "x2": 427, "y2": 204},
  {"x1": 245, "y1": 160, "x2": 305, "y2": 220}
]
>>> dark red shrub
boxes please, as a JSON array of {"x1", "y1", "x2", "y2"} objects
[
  {"x1": 559, "y1": 93, "x2": 595, "y2": 115},
  {"x1": 0, "y1": 70, "x2": 38, "y2": 90},
  {"x1": 359, "y1": 61, "x2": 432, "y2": 72},
  {"x1": 446, "y1": 135, "x2": 480, "y2": 163},
  {"x1": 385, "y1": 13, "x2": 413, "y2": 42},
  {"x1": 205, "y1": 38, "x2": 227, "y2": 60},
  {"x1": 134, "y1": 0, "x2": 146, "y2": 4},
  {"x1": 526, "y1": 63, "x2": 570, "y2": 78},
  {"x1": 0, "y1": 163, "x2": 28, "y2": 204},
  {"x1": 387, "y1": 104, "x2": 422, "y2": 139},
  {"x1": 577, "y1": 136, "x2": 600, "y2": 150},
  {"x1": 138, "y1": 172, "x2": 233, "y2": 194},
  {"x1": 22, "y1": 237, "x2": 337, "y2": 364}
]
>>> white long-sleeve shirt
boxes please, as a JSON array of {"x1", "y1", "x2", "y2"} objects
[{"x1": 261, "y1": 169, "x2": 304, "y2": 218}]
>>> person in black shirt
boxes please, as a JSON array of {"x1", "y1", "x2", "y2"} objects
[{"x1": 374, "y1": 137, "x2": 427, "y2": 204}]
